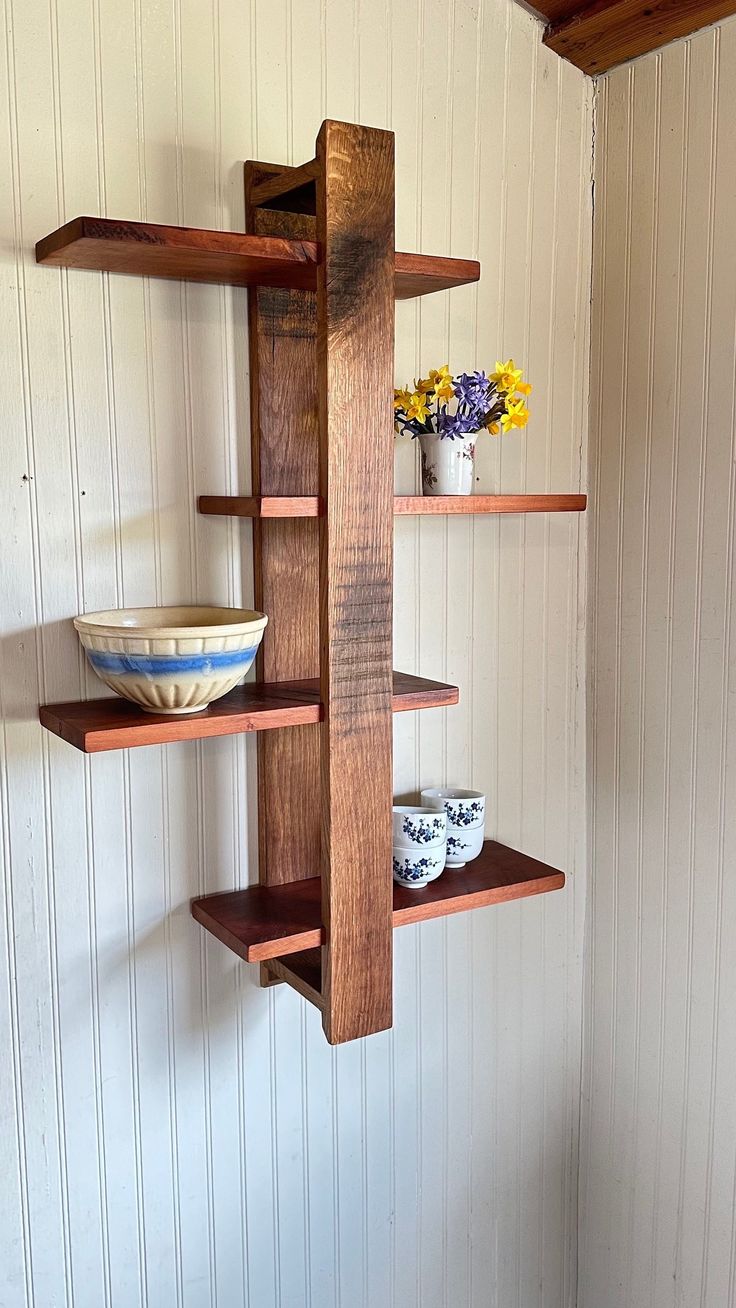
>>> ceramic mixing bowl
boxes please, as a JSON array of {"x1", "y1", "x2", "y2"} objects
[{"x1": 74, "y1": 606, "x2": 268, "y2": 714}]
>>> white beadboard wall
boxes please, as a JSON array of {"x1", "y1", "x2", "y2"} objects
[
  {"x1": 0, "y1": 1, "x2": 591, "y2": 1305},
  {"x1": 581, "y1": 17, "x2": 736, "y2": 1308}
]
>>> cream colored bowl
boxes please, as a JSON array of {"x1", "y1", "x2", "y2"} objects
[{"x1": 74, "y1": 606, "x2": 268, "y2": 715}]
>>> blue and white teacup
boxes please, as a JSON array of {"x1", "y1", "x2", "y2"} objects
[
  {"x1": 392, "y1": 845, "x2": 445, "y2": 889},
  {"x1": 420, "y1": 787, "x2": 486, "y2": 867},
  {"x1": 392, "y1": 805, "x2": 447, "y2": 850},
  {"x1": 444, "y1": 826, "x2": 485, "y2": 867},
  {"x1": 420, "y1": 788, "x2": 485, "y2": 831}
]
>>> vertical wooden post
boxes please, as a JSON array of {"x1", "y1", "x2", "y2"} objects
[
  {"x1": 316, "y1": 121, "x2": 395, "y2": 1044},
  {"x1": 244, "y1": 167, "x2": 321, "y2": 947}
]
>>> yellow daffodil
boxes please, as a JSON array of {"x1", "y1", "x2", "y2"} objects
[
  {"x1": 394, "y1": 387, "x2": 412, "y2": 410},
  {"x1": 500, "y1": 398, "x2": 530, "y2": 433},
  {"x1": 491, "y1": 359, "x2": 524, "y2": 393},
  {"x1": 488, "y1": 422, "x2": 500, "y2": 435},
  {"x1": 517, "y1": 380, "x2": 532, "y2": 397},
  {"x1": 426, "y1": 364, "x2": 454, "y2": 402},
  {"x1": 415, "y1": 376, "x2": 433, "y2": 395},
  {"x1": 406, "y1": 391, "x2": 430, "y2": 423}
]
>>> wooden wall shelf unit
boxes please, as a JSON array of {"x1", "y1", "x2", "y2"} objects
[{"x1": 37, "y1": 119, "x2": 583, "y2": 1044}]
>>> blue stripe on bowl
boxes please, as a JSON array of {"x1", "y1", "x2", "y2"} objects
[{"x1": 87, "y1": 645, "x2": 260, "y2": 676}]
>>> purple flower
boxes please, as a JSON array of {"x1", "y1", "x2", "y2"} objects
[
  {"x1": 454, "y1": 370, "x2": 492, "y2": 411},
  {"x1": 437, "y1": 407, "x2": 479, "y2": 438}
]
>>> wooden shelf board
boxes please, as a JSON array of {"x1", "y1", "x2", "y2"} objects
[
  {"x1": 39, "y1": 670, "x2": 458, "y2": 753},
  {"x1": 36, "y1": 217, "x2": 479, "y2": 300},
  {"x1": 394, "y1": 493, "x2": 587, "y2": 515},
  {"x1": 199, "y1": 494, "x2": 324, "y2": 518},
  {"x1": 192, "y1": 840, "x2": 565, "y2": 963},
  {"x1": 199, "y1": 493, "x2": 587, "y2": 518}
]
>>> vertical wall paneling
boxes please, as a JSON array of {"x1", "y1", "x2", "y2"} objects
[
  {"x1": 0, "y1": 0, "x2": 591, "y2": 1304},
  {"x1": 582, "y1": 16, "x2": 736, "y2": 1308}
]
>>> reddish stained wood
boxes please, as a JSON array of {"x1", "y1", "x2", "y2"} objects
[
  {"x1": 245, "y1": 163, "x2": 322, "y2": 897},
  {"x1": 316, "y1": 120, "x2": 395, "y2": 1045},
  {"x1": 39, "y1": 680, "x2": 323, "y2": 753},
  {"x1": 199, "y1": 493, "x2": 588, "y2": 517},
  {"x1": 39, "y1": 672, "x2": 456, "y2": 753},
  {"x1": 390, "y1": 671, "x2": 458, "y2": 712},
  {"x1": 543, "y1": 0, "x2": 736, "y2": 73},
  {"x1": 519, "y1": 0, "x2": 585, "y2": 20},
  {"x1": 394, "y1": 494, "x2": 588, "y2": 515},
  {"x1": 393, "y1": 251, "x2": 480, "y2": 299},
  {"x1": 35, "y1": 216, "x2": 479, "y2": 299},
  {"x1": 190, "y1": 840, "x2": 566, "y2": 962},
  {"x1": 35, "y1": 217, "x2": 316, "y2": 287},
  {"x1": 198, "y1": 495, "x2": 324, "y2": 518},
  {"x1": 264, "y1": 949, "x2": 324, "y2": 1008}
]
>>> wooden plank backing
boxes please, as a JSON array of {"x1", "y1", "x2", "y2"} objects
[
  {"x1": 245, "y1": 164, "x2": 322, "y2": 894},
  {"x1": 544, "y1": 0, "x2": 736, "y2": 74},
  {"x1": 316, "y1": 121, "x2": 395, "y2": 1044}
]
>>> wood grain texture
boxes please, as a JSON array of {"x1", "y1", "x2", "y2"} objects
[
  {"x1": 199, "y1": 493, "x2": 588, "y2": 516},
  {"x1": 518, "y1": 0, "x2": 587, "y2": 21},
  {"x1": 35, "y1": 216, "x2": 317, "y2": 287},
  {"x1": 190, "y1": 841, "x2": 566, "y2": 961},
  {"x1": 35, "y1": 215, "x2": 479, "y2": 298},
  {"x1": 316, "y1": 120, "x2": 395, "y2": 1044},
  {"x1": 245, "y1": 162, "x2": 322, "y2": 892},
  {"x1": 39, "y1": 671, "x2": 457, "y2": 752},
  {"x1": 39, "y1": 680, "x2": 323, "y2": 752},
  {"x1": 393, "y1": 493, "x2": 588, "y2": 514},
  {"x1": 544, "y1": 0, "x2": 736, "y2": 72},
  {"x1": 198, "y1": 494, "x2": 324, "y2": 517},
  {"x1": 249, "y1": 159, "x2": 318, "y2": 214},
  {"x1": 263, "y1": 949, "x2": 324, "y2": 1007}
]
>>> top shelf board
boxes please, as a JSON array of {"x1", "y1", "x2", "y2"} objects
[{"x1": 36, "y1": 217, "x2": 480, "y2": 300}]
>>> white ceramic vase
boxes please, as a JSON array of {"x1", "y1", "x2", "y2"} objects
[{"x1": 419, "y1": 431, "x2": 477, "y2": 496}]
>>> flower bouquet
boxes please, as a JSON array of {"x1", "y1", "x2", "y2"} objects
[{"x1": 394, "y1": 361, "x2": 531, "y2": 495}]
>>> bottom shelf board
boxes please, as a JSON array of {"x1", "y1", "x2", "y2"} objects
[
  {"x1": 192, "y1": 840, "x2": 565, "y2": 964},
  {"x1": 39, "y1": 670, "x2": 458, "y2": 753}
]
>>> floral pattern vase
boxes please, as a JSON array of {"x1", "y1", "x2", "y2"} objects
[{"x1": 418, "y1": 431, "x2": 477, "y2": 495}]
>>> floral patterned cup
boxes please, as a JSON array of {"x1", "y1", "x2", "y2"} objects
[
  {"x1": 392, "y1": 805, "x2": 447, "y2": 849},
  {"x1": 420, "y1": 787, "x2": 486, "y2": 868},
  {"x1": 444, "y1": 826, "x2": 485, "y2": 868},
  {"x1": 392, "y1": 846, "x2": 446, "y2": 888},
  {"x1": 420, "y1": 788, "x2": 485, "y2": 830}
]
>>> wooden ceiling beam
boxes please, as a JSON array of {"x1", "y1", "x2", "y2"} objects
[
  {"x1": 542, "y1": 0, "x2": 736, "y2": 74},
  {"x1": 519, "y1": 0, "x2": 588, "y2": 22}
]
